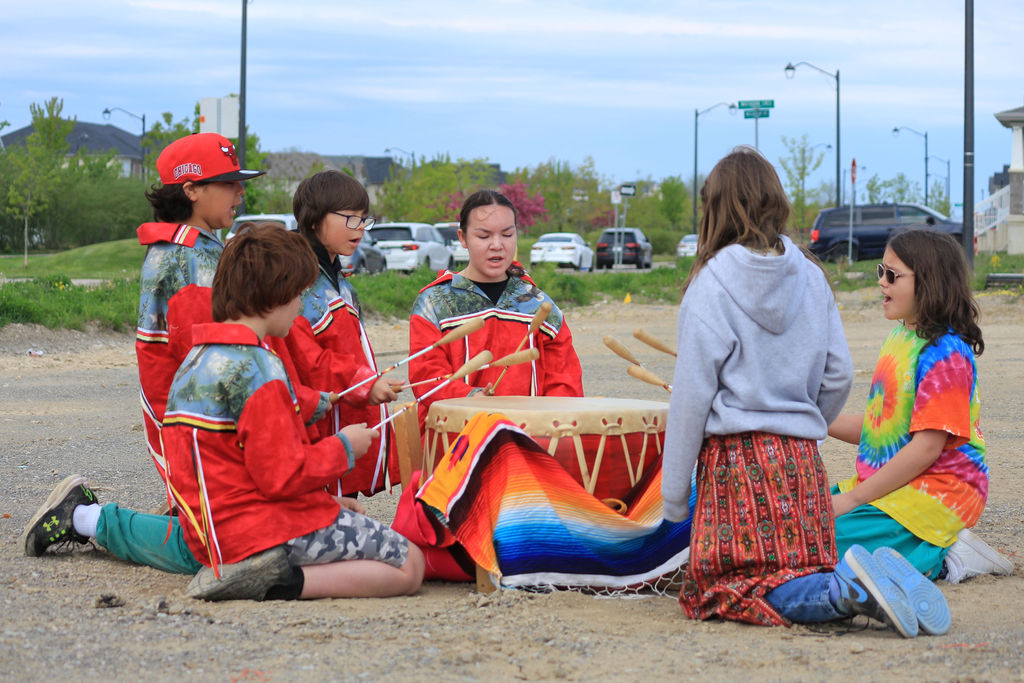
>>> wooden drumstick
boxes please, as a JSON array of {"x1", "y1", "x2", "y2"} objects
[
  {"x1": 372, "y1": 351, "x2": 494, "y2": 430},
  {"x1": 487, "y1": 303, "x2": 551, "y2": 395},
  {"x1": 627, "y1": 364, "x2": 672, "y2": 392},
  {"x1": 603, "y1": 335, "x2": 642, "y2": 366},
  {"x1": 397, "y1": 375, "x2": 451, "y2": 390},
  {"x1": 633, "y1": 328, "x2": 677, "y2": 357},
  {"x1": 396, "y1": 349, "x2": 538, "y2": 390},
  {"x1": 334, "y1": 317, "x2": 484, "y2": 397},
  {"x1": 488, "y1": 347, "x2": 540, "y2": 367}
]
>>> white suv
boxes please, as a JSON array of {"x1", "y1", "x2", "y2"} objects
[
  {"x1": 434, "y1": 222, "x2": 469, "y2": 266},
  {"x1": 369, "y1": 223, "x2": 454, "y2": 272}
]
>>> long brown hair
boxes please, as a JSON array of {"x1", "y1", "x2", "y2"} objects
[
  {"x1": 887, "y1": 229, "x2": 983, "y2": 355},
  {"x1": 685, "y1": 146, "x2": 791, "y2": 291}
]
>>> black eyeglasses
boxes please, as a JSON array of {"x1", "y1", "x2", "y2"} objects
[
  {"x1": 329, "y1": 212, "x2": 375, "y2": 231},
  {"x1": 877, "y1": 263, "x2": 913, "y2": 284}
]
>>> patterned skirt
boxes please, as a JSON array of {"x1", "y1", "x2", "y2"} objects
[{"x1": 679, "y1": 432, "x2": 837, "y2": 626}]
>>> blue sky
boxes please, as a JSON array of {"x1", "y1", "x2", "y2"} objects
[{"x1": 3, "y1": 1, "x2": 1022, "y2": 216}]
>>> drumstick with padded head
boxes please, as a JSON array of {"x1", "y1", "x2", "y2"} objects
[
  {"x1": 627, "y1": 364, "x2": 672, "y2": 392},
  {"x1": 487, "y1": 303, "x2": 551, "y2": 395},
  {"x1": 632, "y1": 328, "x2": 677, "y2": 357},
  {"x1": 334, "y1": 317, "x2": 484, "y2": 397},
  {"x1": 395, "y1": 349, "x2": 539, "y2": 390},
  {"x1": 372, "y1": 351, "x2": 494, "y2": 430},
  {"x1": 603, "y1": 335, "x2": 642, "y2": 366}
]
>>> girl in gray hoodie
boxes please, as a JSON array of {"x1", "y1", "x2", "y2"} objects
[{"x1": 662, "y1": 147, "x2": 948, "y2": 638}]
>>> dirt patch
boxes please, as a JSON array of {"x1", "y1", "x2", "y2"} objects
[{"x1": 1, "y1": 290, "x2": 1022, "y2": 680}]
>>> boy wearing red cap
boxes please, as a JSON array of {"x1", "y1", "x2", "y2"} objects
[{"x1": 137, "y1": 132, "x2": 268, "y2": 484}]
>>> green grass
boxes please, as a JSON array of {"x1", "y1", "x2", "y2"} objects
[
  {"x1": 0, "y1": 276, "x2": 137, "y2": 331},
  {"x1": 2, "y1": 239, "x2": 1021, "y2": 332},
  {"x1": 0, "y1": 238, "x2": 144, "y2": 280}
]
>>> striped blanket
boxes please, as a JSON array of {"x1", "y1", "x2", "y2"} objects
[{"x1": 415, "y1": 412, "x2": 693, "y2": 591}]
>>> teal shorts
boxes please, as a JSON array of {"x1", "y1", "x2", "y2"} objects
[{"x1": 832, "y1": 485, "x2": 948, "y2": 580}]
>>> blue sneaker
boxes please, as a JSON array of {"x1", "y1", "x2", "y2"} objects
[
  {"x1": 873, "y1": 547, "x2": 951, "y2": 636},
  {"x1": 834, "y1": 544, "x2": 918, "y2": 638}
]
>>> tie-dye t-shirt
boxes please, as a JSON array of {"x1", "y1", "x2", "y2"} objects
[{"x1": 837, "y1": 324, "x2": 987, "y2": 547}]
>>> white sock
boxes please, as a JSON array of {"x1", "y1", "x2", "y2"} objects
[{"x1": 72, "y1": 503, "x2": 101, "y2": 538}]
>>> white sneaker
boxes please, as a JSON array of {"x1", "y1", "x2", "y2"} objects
[{"x1": 944, "y1": 528, "x2": 1014, "y2": 584}]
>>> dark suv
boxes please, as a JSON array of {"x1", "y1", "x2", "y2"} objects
[
  {"x1": 595, "y1": 228, "x2": 653, "y2": 269},
  {"x1": 808, "y1": 203, "x2": 962, "y2": 262}
]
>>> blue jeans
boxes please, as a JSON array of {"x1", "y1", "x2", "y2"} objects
[{"x1": 765, "y1": 572, "x2": 845, "y2": 624}]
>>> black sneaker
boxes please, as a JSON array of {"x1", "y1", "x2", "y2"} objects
[
  {"x1": 186, "y1": 547, "x2": 291, "y2": 602},
  {"x1": 21, "y1": 475, "x2": 98, "y2": 557}
]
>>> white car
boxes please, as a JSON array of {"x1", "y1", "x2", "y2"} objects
[
  {"x1": 529, "y1": 232, "x2": 594, "y2": 271},
  {"x1": 676, "y1": 233, "x2": 698, "y2": 258},
  {"x1": 368, "y1": 222, "x2": 454, "y2": 272},
  {"x1": 433, "y1": 221, "x2": 469, "y2": 266}
]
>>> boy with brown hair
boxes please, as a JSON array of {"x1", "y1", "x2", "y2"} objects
[{"x1": 164, "y1": 224, "x2": 423, "y2": 600}]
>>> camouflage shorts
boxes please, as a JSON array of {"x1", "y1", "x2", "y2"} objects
[{"x1": 283, "y1": 508, "x2": 409, "y2": 569}]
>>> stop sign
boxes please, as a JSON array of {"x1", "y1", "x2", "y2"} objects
[{"x1": 851, "y1": 158, "x2": 857, "y2": 185}]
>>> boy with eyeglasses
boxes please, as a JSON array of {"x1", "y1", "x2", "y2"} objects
[{"x1": 273, "y1": 170, "x2": 402, "y2": 498}]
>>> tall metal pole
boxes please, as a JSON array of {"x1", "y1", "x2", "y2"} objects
[
  {"x1": 835, "y1": 70, "x2": 841, "y2": 207},
  {"x1": 963, "y1": 0, "x2": 974, "y2": 269},
  {"x1": 239, "y1": 0, "x2": 247, "y2": 169},
  {"x1": 693, "y1": 108, "x2": 698, "y2": 232},
  {"x1": 924, "y1": 131, "x2": 929, "y2": 206}
]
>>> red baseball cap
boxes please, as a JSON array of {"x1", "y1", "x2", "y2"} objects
[{"x1": 156, "y1": 133, "x2": 265, "y2": 185}]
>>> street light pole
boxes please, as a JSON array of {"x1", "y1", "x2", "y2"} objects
[
  {"x1": 893, "y1": 126, "x2": 929, "y2": 206},
  {"x1": 693, "y1": 102, "x2": 736, "y2": 232},
  {"x1": 102, "y1": 106, "x2": 147, "y2": 181},
  {"x1": 784, "y1": 61, "x2": 840, "y2": 207}
]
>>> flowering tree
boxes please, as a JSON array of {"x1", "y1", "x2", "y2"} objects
[{"x1": 498, "y1": 179, "x2": 547, "y2": 233}]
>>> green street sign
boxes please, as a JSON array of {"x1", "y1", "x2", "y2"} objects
[
  {"x1": 738, "y1": 99, "x2": 774, "y2": 109},
  {"x1": 744, "y1": 109, "x2": 770, "y2": 119}
]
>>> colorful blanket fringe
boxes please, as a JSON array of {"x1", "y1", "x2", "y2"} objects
[{"x1": 416, "y1": 412, "x2": 693, "y2": 590}]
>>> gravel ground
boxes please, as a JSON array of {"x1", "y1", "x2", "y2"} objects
[{"x1": 1, "y1": 290, "x2": 1022, "y2": 681}]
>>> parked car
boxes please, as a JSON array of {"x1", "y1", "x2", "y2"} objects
[
  {"x1": 529, "y1": 232, "x2": 594, "y2": 270},
  {"x1": 808, "y1": 203, "x2": 962, "y2": 262},
  {"x1": 338, "y1": 233, "x2": 387, "y2": 276},
  {"x1": 676, "y1": 234, "x2": 699, "y2": 258},
  {"x1": 226, "y1": 213, "x2": 297, "y2": 240},
  {"x1": 433, "y1": 221, "x2": 468, "y2": 265},
  {"x1": 595, "y1": 227, "x2": 653, "y2": 269},
  {"x1": 368, "y1": 222, "x2": 454, "y2": 272}
]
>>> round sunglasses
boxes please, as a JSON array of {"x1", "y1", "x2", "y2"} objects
[{"x1": 877, "y1": 263, "x2": 913, "y2": 284}]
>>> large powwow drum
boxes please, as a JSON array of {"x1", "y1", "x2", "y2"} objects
[{"x1": 423, "y1": 396, "x2": 669, "y2": 502}]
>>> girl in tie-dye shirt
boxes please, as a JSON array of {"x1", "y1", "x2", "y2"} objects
[{"x1": 829, "y1": 229, "x2": 988, "y2": 579}]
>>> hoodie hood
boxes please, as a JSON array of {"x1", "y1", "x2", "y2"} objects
[{"x1": 704, "y1": 235, "x2": 811, "y2": 334}]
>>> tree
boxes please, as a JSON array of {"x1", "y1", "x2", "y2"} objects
[
  {"x1": 659, "y1": 175, "x2": 688, "y2": 231},
  {"x1": 376, "y1": 154, "x2": 497, "y2": 223},
  {"x1": 497, "y1": 179, "x2": 547, "y2": 231},
  {"x1": 929, "y1": 180, "x2": 951, "y2": 217},
  {"x1": 778, "y1": 134, "x2": 827, "y2": 239},
  {"x1": 511, "y1": 157, "x2": 607, "y2": 234},
  {"x1": 3, "y1": 98, "x2": 71, "y2": 264}
]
